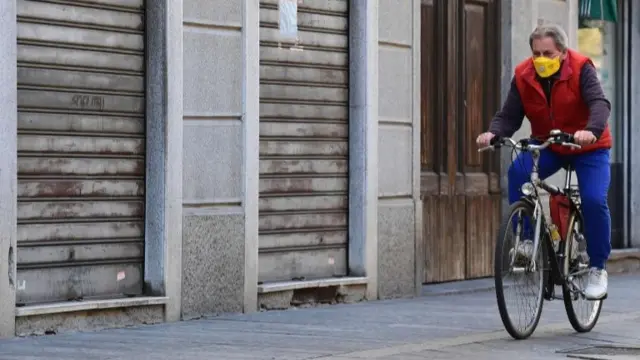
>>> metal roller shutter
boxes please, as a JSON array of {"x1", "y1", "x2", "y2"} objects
[
  {"x1": 16, "y1": 0, "x2": 145, "y2": 305},
  {"x1": 258, "y1": 0, "x2": 349, "y2": 283}
]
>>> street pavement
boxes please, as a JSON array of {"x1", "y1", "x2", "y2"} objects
[{"x1": 0, "y1": 274, "x2": 639, "y2": 360}]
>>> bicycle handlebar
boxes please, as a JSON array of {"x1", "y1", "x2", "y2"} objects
[{"x1": 477, "y1": 130, "x2": 582, "y2": 153}]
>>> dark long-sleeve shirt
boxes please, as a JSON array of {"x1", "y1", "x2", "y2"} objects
[{"x1": 488, "y1": 63, "x2": 611, "y2": 139}]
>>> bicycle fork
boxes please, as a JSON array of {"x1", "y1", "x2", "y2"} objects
[
  {"x1": 530, "y1": 201, "x2": 544, "y2": 271},
  {"x1": 511, "y1": 200, "x2": 544, "y2": 273}
]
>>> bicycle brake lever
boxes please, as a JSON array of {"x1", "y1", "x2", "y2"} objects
[
  {"x1": 561, "y1": 142, "x2": 582, "y2": 149},
  {"x1": 477, "y1": 146, "x2": 494, "y2": 153}
]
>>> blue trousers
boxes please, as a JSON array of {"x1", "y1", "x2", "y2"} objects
[{"x1": 508, "y1": 148, "x2": 611, "y2": 269}]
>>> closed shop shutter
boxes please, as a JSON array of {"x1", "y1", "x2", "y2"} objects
[
  {"x1": 16, "y1": 0, "x2": 145, "y2": 305},
  {"x1": 258, "y1": 0, "x2": 349, "y2": 283}
]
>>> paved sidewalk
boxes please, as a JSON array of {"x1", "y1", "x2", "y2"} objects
[{"x1": 0, "y1": 274, "x2": 639, "y2": 360}]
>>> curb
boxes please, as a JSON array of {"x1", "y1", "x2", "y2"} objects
[
  {"x1": 422, "y1": 278, "x2": 497, "y2": 297},
  {"x1": 607, "y1": 248, "x2": 640, "y2": 274},
  {"x1": 422, "y1": 249, "x2": 640, "y2": 298}
]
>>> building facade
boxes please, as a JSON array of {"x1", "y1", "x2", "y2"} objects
[
  {"x1": 0, "y1": 0, "x2": 636, "y2": 338},
  {"x1": 0, "y1": 0, "x2": 421, "y2": 337}
]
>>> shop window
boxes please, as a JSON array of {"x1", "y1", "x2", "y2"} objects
[
  {"x1": 577, "y1": 16, "x2": 618, "y2": 161},
  {"x1": 577, "y1": 0, "x2": 625, "y2": 248}
]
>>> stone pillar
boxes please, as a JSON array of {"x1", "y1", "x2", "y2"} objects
[
  {"x1": 242, "y1": 0, "x2": 260, "y2": 313},
  {"x1": 145, "y1": 0, "x2": 184, "y2": 322},
  {"x1": 180, "y1": 0, "x2": 250, "y2": 318},
  {"x1": 376, "y1": 0, "x2": 421, "y2": 299},
  {"x1": 499, "y1": 0, "x2": 514, "y2": 214},
  {"x1": 349, "y1": 0, "x2": 379, "y2": 300},
  {"x1": 629, "y1": 4, "x2": 640, "y2": 248},
  {"x1": 0, "y1": 0, "x2": 17, "y2": 338}
]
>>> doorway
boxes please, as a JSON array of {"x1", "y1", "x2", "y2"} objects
[{"x1": 420, "y1": 0, "x2": 503, "y2": 283}]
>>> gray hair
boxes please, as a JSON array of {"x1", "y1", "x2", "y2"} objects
[{"x1": 529, "y1": 24, "x2": 569, "y2": 53}]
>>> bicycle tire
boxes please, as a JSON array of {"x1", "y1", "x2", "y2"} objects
[
  {"x1": 494, "y1": 200, "x2": 548, "y2": 340},
  {"x1": 562, "y1": 209, "x2": 603, "y2": 333}
]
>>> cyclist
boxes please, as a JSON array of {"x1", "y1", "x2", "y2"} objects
[{"x1": 476, "y1": 24, "x2": 612, "y2": 300}]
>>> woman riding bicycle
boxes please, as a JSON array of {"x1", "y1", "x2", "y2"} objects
[{"x1": 476, "y1": 24, "x2": 612, "y2": 301}]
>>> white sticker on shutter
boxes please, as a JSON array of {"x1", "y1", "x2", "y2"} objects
[{"x1": 279, "y1": 0, "x2": 298, "y2": 41}]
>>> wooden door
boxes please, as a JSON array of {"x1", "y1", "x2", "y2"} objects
[{"x1": 421, "y1": 0, "x2": 502, "y2": 283}]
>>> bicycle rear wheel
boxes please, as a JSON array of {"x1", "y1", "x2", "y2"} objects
[
  {"x1": 562, "y1": 210, "x2": 603, "y2": 332},
  {"x1": 495, "y1": 200, "x2": 548, "y2": 340}
]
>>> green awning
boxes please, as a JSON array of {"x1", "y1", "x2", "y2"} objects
[{"x1": 579, "y1": 0, "x2": 618, "y2": 23}]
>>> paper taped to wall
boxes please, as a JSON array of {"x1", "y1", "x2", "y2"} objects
[{"x1": 279, "y1": 0, "x2": 298, "y2": 41}]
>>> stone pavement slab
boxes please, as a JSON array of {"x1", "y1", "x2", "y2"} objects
[
  {"x1": 0, "y1": 274, "x2": 638, "y2": 360},
  {"x1": 414, "y1": 317, "x2": 640, "y2": 360},
  {"x1": 325, "y1": 316, "x2": 640, "y2": 360}
]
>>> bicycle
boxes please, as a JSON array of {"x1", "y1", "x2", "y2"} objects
[{"x1": 478, "y1": 129, "x2": 604, "y2": 340}]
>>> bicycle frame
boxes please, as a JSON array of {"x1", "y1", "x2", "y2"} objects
[
  {"x1": 519, "y1": 151, "x2": 593, "y2": 301},
  {"x1": 516, "y1": 146, "x2": 578, "y2": 272}
]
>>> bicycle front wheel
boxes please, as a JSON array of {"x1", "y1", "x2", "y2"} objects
[
  {"x1": 495, "y1": 200, "x2": 548, "y2": 340},
  {"x1": 562, "y1": 210, "x2": 603, "y2": 332}
]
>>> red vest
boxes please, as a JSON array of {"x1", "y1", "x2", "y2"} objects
[{"x1": 514, "y1": 49, "x2": 612, "y2": 155}]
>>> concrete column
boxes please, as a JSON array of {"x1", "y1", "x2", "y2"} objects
[
  {"x1": 145, "y1": 0, "x2": 183, "y2": 322},
  {"x1": 629, "y1": 4, "x2": 640, "y2": 248},
  {"x1": 181, "y1": 0, "x2": 248, "y2": 318},
  {"x1": 411, "y1": 0, "x2": 422, "y2": 296},
  {"x1": 0, "y1": 0, "x2": 17, "y2": 338},
  {"x1": 242, "y1": 0, "x2": 260, "y2": 313},
  {"x1": 499, "y1": 0, "x2": 514, "y2": 215},
  {"x1": 620, "y1": 0, "x2": 631, "y2": 248},
  {"x1": 376, "y1": 0, "x2": 419, "y2": 299},
  {"x1": 566, "y1": 0, "x2": 579, "y2": 48},
  {"x1": 162, "y1": 0, "x2": 184, "y2": 322},
  {"x1": 348, "y1": 0, "x2": 379, "y2": 300}
]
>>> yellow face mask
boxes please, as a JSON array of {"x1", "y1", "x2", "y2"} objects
[{"x1": 532, "y1": 56, "x2": 561, "y2": 78}]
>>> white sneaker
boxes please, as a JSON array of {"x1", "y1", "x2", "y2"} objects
[
  {"x1": 509, "y1": 240, "x2": 534, "y2": 266},
  {"x1": 584, "y1": 267, "x2": 608, "y2": 300}
]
